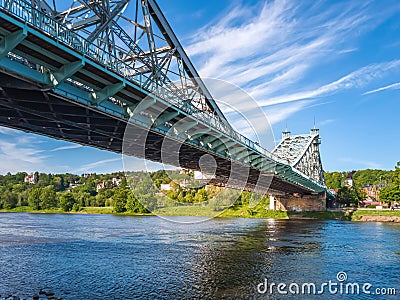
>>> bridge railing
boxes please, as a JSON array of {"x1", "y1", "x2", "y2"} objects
[
  {"x1": 0, "y1": 0, "x2": 281, "y2": 164},
  {"x1": 1, "y1": 0, "x2": 333, "y2": 194}
]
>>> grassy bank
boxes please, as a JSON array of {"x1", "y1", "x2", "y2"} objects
[
  {"x1": 288, "y1": 211, "x2": 353, "y2": 220},
  {"x1": 219, "y1": 205, "x2": 288, "y2": 219},
  {"x1": 154, "y1": 204, "x2": 289, "y2": 219},
  {"x1": 351, "y1": 209, "x2": 400, "y2": 221},
  {"x1": 0, "y1": 206, "x2": 117, "y2": 215},
  {"x1": 2, "y1": 206, "x2": 400, "y2": 222},
  {"x1": 154, "y1": 205, "x2": 214, "y2": 216},
  {"x1": 287, "y1": 209, "x2": 400, "y2": 221},
  {"x1": 0, "y1": 206, "x2": 61, "y2": 214}
]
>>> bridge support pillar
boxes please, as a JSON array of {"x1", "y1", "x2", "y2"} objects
[
  {"x1": 274, "y1": 192, "x2": 326, "y2": 212},
  {"x1": 269, "y1": 195, "x2": 275, "y2": 210}
]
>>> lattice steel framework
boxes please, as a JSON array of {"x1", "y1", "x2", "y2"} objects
[
  {"x1": 272, "y1": 128, "x2": 326, "y2": 186},
  {"x1": 30, "y1": 0, "x2": 229, "y2": 125},
  {"x1": 0, "y1": 0, "x2": 332, "y2": 196}
]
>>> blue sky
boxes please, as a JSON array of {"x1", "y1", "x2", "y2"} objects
[{"x1": 1, "y1": 0, "x2": 400, "y2": 174}]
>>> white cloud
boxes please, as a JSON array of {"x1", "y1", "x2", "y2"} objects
[
  {"x1": 263, "y1": 100, "x2": 314, "y2": 127},
  {"x1": 339, "y1": 158, "x2": 381, "y2": 169},
  {"x1": 0, "y1": 126, "x2": 20, "y2": 135},
  {"x1": 362, "y1": 82, "x2": 400, "y2": 95},
  {"x1": 74, "y1": 158, "x2": 122, "y2": 173},
  {"x1": 0, "y1": 128, "x2": 76, "y2": 173},
  {"x1": 319, "y1": 119, "x2": 335, "y2": 126},
  {"x1": 187, "y1": 1, "x2": 375, "y2": 87},
  {"x1": 185, "y1": 0, "x2": 400, "y2": 126},
  {"x1": 0, "y1": 140, "x2": 46, "y2": 164},
  {"x1": 0, "y1": 137, "x2": 49, "y2": 174},
  {"x1": 258, "y1": 60, "x2": 400, "y2": 107},
  {"x1": 50, "y1": 144, "x2": 83, "y2": 152}
]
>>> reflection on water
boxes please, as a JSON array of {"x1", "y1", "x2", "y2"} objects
[{"x1": 0, "y1": 213, "x2": 399, "y2": 299}]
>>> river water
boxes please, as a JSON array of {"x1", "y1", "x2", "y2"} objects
[{"x1": 0, "y1": 213, "x2": 399, "y2": 299}]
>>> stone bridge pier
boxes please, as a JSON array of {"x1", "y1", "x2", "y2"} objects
[{"x1": 269, "y1": 192, "x2": 326, "y2": 212}]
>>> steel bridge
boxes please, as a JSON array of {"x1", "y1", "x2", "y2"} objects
[{"x1": 0, "y1": 0, "x2": 334, "y2": 204}]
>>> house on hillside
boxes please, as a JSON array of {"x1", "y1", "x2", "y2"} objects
[
  {"x1": 160, "y1": 183, "x2": 172, "y2": 191},
  {"x1": 112, "y1": 177, "x2": 122, "y2": 186},
  {"x1": 362, "y1": 185, "x2": 380, "y2": 201},
  {"x1": 69, "y1": 181, "x2": 81, "y2": 189},
  {"x1": 24, "y1": 173, "x2": 38, "y2": 184},
  {"x1": 96, "y1": 182, "x2": 106, "y2": 192},
  {"x1": 179, "y1": 168, "x2": 191, "y2": 175},
  {"x1": 344, "y1": 171, "x2": 356, "y2": 187}
]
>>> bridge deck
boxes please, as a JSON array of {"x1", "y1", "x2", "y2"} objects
[
  {"x1": 0, "y1": 82, "x2": 311, "y2": 195},
  {"x1": 0, "y1": 0, "x2": 331, "y2": 197}
]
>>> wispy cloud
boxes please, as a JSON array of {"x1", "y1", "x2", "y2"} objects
[
  {"x1": 339, "y1": 158, "x2": 381, "y2": 169},
  {"x1": 258, "y1": 60, "x2": 400, "y2": 107},
  {"x1": 0, "y1": 138, "x2": 48, "y2": 174},
  {"x1": 362, "y1": 82, "x2": 400, "y2": 95},
  {"x1": 319, "y1": 119, "x2": 335, "y2": 126},
  {"x1": 0, "y1": 141, "x2": 45, "y2": 164},
  {"x1": 50, "y1": 144, "x2": 83, "y2": 152},
  {"x1": 74, "y1": 158, "x2": 122, "y2": 173},
  {"x1": 0, "y1": 126, "x2": 20, "y2": 135},
  {"x1": 186, "y1": 0, "x2": 399, "y2": 125},
  {"x1": 0, "y1": 126, "x2": 55, "y2": 173}
]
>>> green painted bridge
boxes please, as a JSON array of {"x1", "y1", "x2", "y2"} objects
[{"x1": 0, "y1": 0, "x2": 334, "y2": 205}]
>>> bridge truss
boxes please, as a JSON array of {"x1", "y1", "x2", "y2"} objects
[{"x1": 0, "y1": 0, "x2": 332, "y2": 198}]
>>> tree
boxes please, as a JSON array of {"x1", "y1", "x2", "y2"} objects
[
  {"x1": 53, "y1": 176, "x2": 64, "y2": 191},
  {"x1": 336, "y1": 186, "x2": 362, "y2": 206},
  {"x1": 59, "y1": 193, "x2": 76, "y2": 212},
  {"x1": 1, "y1": 190, "x2": 18, "y2": 209},
  {"x1": 379, "y1": 163, "x2": 400, "y2": 203},
  {"x1": 379, "y1": 184, "x2": 400, "y2": 203},
  {"x1": 28, "y1": 187, "x2": 42, "y2": 210},
  {"x1": 150, "y1": 170, "x2": 171, "y2": 188},
  {"x1": 40, "y1": 185, "x2": 57, "y2": 209},
  {"x1": 74, "y1": 190, "x2": 91, "y2": 207},
  {"x1": 38, "y1": 173, "x2": 52, "y2": 187},
  {"x1": 324, "y1": 171, "x2": 346, "y2": 189},
  {"x1": 184, "y1": 192, "x2": 194, "y2": 203},
  {"x1": 126, "y1": 191, "x2": 148, "y2": 213},
  {"x1": 194, "y1": 188, "x2": 208, "y2": 203},
  {"x1": 132, "y1": 176, "x2": 157, "y2": 210},
  {"x1": 112, "y1": 188, "x2": 127, "y2": 213}
]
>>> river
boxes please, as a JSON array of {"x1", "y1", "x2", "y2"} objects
[{"x1": 0, "y1": 213, "x2": 399, "y2": 299}]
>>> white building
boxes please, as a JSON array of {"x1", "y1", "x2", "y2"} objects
[
  {"x1": 160, "y1": 183, "x2": 172, "y2": 191},
  {"x1": 194, "y1": 171, "x2": 215, "y2": 180},
  {"x1": 112, "y1": 177, "x2": 122, "y2": 186},
  {"x1": 24, "y1": 173, "x2": 37, "y2": 184},
  {"x1": 69, "y1": 182, "x2": 81, "y2": 189},
  {"x1": 96, "y1": 182, "x2": 106, "y2": 192},
  {"x1": 344, "y1": 177, "x2": 353, "y2": 187}
]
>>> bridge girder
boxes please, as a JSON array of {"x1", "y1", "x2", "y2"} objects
[
  {"x1": 0, "y1": 0, "x2": 331, "y2": 197},
  {"x1": 272, "y1": 130, "x2": 326, "y2": 186},
  {"x1": 31, "y1": 0, "x2": 230, "y2": 127}
]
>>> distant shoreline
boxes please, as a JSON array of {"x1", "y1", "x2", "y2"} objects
[{"x1": 1, "y1": 207, "x2": 400, "y2": 223}]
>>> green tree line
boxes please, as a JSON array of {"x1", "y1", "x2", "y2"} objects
[
  {"x1": 324, "y1": 162, "x2": 400, "y2": 206},
  {"x1": 0, "y1": 170, "x2": 253, "y2": 213}
]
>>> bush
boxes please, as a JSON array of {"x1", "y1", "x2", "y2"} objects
[
  {"x1": 59, "y1": 193, "x2": 76, "y2": 212},
  {"x1": 72, "y1": 203, "x2": 81, "y2": 212}
]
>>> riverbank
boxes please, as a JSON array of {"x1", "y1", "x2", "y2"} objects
[
  {"x1": 1, "y1": 206, "x2": 400, "y2": 223},
  {"x1": 289, "y1": 209, "x2": 400, "y2": 222},
  {"x1": 0, "y1": 205, "x2": 289, "y2": 219}
]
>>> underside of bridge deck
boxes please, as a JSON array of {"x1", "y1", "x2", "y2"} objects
[
  {"x1": 0, "y1": 0, "x2": 331, "y2": 200},
  {"x1": 0, "y1": 80, "x2": 316, "y2": 196}
]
